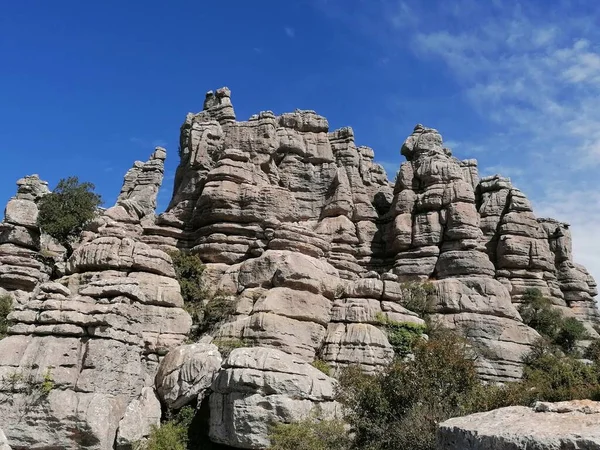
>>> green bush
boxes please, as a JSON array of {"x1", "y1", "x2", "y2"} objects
[
  {"x1": 399, "y1": 282, "x2": 435, "y2": 318},
  {"x1": 201, "y1": 295, "x2": 236, "y2": 332},
  {"x1": 269, "y1": 416, "x2": 351, "y2": 450},
  {"x1": 170, "y1": 251, "x2": 206, "y2": 304},
  {"x1": 519, "y1": 339, "x2": 600, "y2": 402},
  {"x1": 169, "y1": 251, "x2": 207, "y2": 326},
  {"x1": 555, "y1": 317, "x2": 588, "y2": 354},
  {"x1": 142, "y1": 422, "x2": 188, "y2": 450},
  {"x1": 37, "y1": 177, "x2": 102, "y2": 254},
  {"x1": 519, "y1": 289, "x2": 563, "y2": 339},
  {"x1": 585, "y1": 340, "x2": 600, "y2": 361},
  {"x1": 375, "y1": 314, "x2": 426, "y2": 358},
  {"x1": 311, "y1": 359, "x2": 332, "y2": 376},
  {"x1": 338, "y1": 329, "x2": 481, "y2": 450},
  {"x1": 169, "y1": 251, "x2": 237, "y2": 339},
  {"x1": 519, "y1": 288, "x2": 588, "y2": 354},
  {"x1": 138, "y1": 406, "x2": 195, "y2": 450},
  {"x1": 0, "y1": 295, "x2": 12, "y2": 339}
]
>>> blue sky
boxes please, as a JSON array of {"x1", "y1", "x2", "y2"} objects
[{"x1": 2, "y1": 0, "x2": 600, "y2": 282}]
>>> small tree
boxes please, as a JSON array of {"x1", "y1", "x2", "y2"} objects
[{"x1": 37, "y1": 177, "x2": 102, "y2": 254}]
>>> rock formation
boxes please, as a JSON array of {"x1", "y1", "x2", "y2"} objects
[
  {"x1": 437, "y1": 400, "x2": 600, "y2": 449},
  {"x1": 0, "y1": 150, "x2": 191, "y2": 449},
  {"x1": 0, "y1": 87, "x2": 598, "y2": 449},
  {"x1": 0, "y1": 175, "x2": 51, "y2": 298}
]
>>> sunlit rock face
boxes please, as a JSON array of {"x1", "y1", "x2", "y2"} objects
[
  {"x1": 149, "y1": 90, "x2": 596, "y2": 384},
  {"x1": 0, "y1": 87, "x2": 597, "y2": 449},
  {"x1": 0, "y1": 149, "x2": 190, "y2": 450}
]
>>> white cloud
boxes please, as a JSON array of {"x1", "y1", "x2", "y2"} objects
[
  {"x1": 284, "y1": 26, "x2": 295, "y2": 38},
  {"x1": 316, "y1": 0, "x2": 600, "y2": 284},
  {"x1": 534, "y1": 189, "x2": 600, "y2": 286}
]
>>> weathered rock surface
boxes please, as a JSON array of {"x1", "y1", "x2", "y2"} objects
[
  {"x1": 155, "y1": 342, "x2": 222, "y2": 410},
  {"x1": 146, "y1": 92, "x2": 598, "y2": 382},
  {"x1": 115, "y1": 387, "x2": 162, "y2": 449},
  {"x1": 0, "y1": 429, "x2": 11, "y2": 450},
  {"x1": 0, "y1": 150, "x2": 191, "y2": 450},
  {"x1": 437, "y1": 400, "x2": 600, "y2": 450},
  {"x1": 0, "y1": 175, "x2": 51, "y2": 292},
  {"x1": 209, "y1": 347, "x2": 341, "y2": 449},
  {"x1": 0, "y1": 88, "x2": 599, "y2": 449}
]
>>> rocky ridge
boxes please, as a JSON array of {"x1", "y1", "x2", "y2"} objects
[{"x1": 0, "y1": 87, "x2": 597, "y2": 449}]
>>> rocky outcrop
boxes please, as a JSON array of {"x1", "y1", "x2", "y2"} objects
[
  {"x1": 147, "y1": 92, "x2": 596, "y2": 382},
  {"x1": 0, "y1": 88, "x2": 598, "y2": 449},
  {"x1": 0, "y1": 150, "x2": 191, "y2": 450},
  {"x1": 437, "y1": 400, "x2": 600, "y2": 449},
  {"x1": 209, "y1": 347, "x2": 341, "y2": 449},
  {"x1": 0, "y1": 175, "x2": 51, "y2": 295}
]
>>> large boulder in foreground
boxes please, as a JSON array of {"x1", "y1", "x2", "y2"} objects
[
  {"x1": 437, "y1": 400, "x2": 600, "y2": 450},
  {"x1": 209, "y1": 347, "x2": 341, "y2": 449}
]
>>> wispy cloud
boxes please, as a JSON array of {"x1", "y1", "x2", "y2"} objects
[
  {"x1": 316, "y1": 0, "x2": 600, "y2": 283},
  {"x1": 284, "y1": 26, "x2": 295, "y2": 38}
]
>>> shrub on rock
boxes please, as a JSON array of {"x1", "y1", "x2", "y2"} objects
[
  {"x1": 37, "y1": 176, "x2": 102, "y2": 253},
  {"x1": 0, "y1": 295, "x2": 12, "y2": 339}
]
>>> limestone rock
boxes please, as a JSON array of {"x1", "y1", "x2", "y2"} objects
[
  {"x1": 437, "y1": 400, "x2": 600, "y2": 450},
  {"x1": 115, "y1": 387, "x2": 162, "y2": 449},
  {"x1": 0, "y1": 429, "x2": 11, "y2": 450},
  {"x1": 0, "y1": 175, "x2": 52, "y2": 292},
  {"x1": 209, "y1": 347, "x2": 341, "y2": 449},
  {"x1": 155, "y1": 343, "x2": 222, "y2": 410},
  {"x1": 0, "y1": 150, "x2": 190, "y2": 450}
]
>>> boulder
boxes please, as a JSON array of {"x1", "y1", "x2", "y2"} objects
[
  {"x1": 209, "y1": 347, "x2": 341, "y2": 449},
  {"x1": 437, "y1": 400, "x2": 600, "y2": 450},
  {"x1": 155, "y1": 343, "x2": 222, "y2": 410}
]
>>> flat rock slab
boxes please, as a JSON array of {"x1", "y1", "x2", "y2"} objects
[{"x1": 438, "y1": 400, "x2": 600, "y2": 450}]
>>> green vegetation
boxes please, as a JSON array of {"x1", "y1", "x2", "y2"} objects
[
  {"x1": 338, "y1": 328, "x2": 482, "y2": 450},
  {"x1": 37, "y1": 177, "x2": 103, "y2": 254},
  {"x1": 212, "y1": 338, "x2": 250, "y2": 358},
  {"x1": 585, "y1": 339, "x2": 600, "y2": 361},
  {"x1": 399, "y1": 281, "x2": 435, "y2": 318},
  {"x1": 270, "y1": 416, "x2": 350, "y2": 450},
  {"x1": 311, "y1": 359, "x2": 332, "y2": 376},
  {"x1": 201, "y1": 295, "x2": 236, "y2": 333},
  {"x1": 0, "y1": 294, "x2": 12, "y2": 339},
  {"x1": 519, "y1": 288, "x2": 588, "y2": 354},
  {"x1": 40, "y1": 367, "x2": 55, "y2": 396},
  {"x1": 375, "y1": 313, "x2": 426, "y2": 358},
  {"x1": 269, "y1": 320, "x2": 600, "y2": 450},
  {"x1": 1, "y1": 366, "x2": 55, "y2": 406},
  {"x1": 169, "y1": 250, "x2": 237, "y2": 339},
  {"x1": 170, "y1": 251, "x2": 206, "y2": 307},
  {"x1": 137, "y1": 406, "x2": 195, "y2": 450}
]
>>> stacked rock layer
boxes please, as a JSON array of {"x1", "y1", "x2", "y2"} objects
[
  {"x1": 149, "y1": 88, "x2": 597, "y2": 382},
  {"x1": 0, "y1": 87, "x2": 597, "y2": 449}
]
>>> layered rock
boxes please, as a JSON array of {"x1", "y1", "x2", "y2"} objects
[
  {"x1": 0, "y1": 87, "x2": 599, "y2": 449},
  {"x1": 209, "y1": 347, "x2": 341, "y2": 449},
  {"x1": 0, "y1": 150, "x2": 191, "y2": 450},
  {"x1": 145, "y1": 91, "x2": 597, "y2": 383},
  {"x1": 437, "y1": 400, "x2": 600, "y2": 449},
  {"x1": 0, "y1": 175, "x2": 51, "y2": 294}
]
